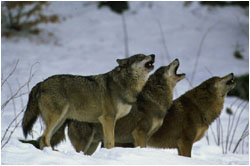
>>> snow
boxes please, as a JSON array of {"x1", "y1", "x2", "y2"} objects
[{"x1": 1, "y1": 2, "x2": 249, "y2": 165}]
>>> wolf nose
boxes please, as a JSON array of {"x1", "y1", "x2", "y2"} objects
[
  {"x1": 230, "y1": 73, "x2": 234, "y2": 78},
  {"x1": 150, "y1": 54, "x2": 155, "y2": 61},
  {"x1": 174, "y1": 58, "x2": 179, "y2": 63}
]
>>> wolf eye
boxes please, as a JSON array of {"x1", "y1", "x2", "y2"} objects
[{"x1": 137, "y1": 55, "x2": 145, "y2": 60}]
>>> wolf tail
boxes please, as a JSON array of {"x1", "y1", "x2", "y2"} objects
[
  {"x1": 22, "y1": 82, "x2": 42, "y2": 138},
  {"x1": 20, "y1": 121, "x2": 68, "y2": 149},
  {"x1": 19, "y1": 138, "x2": 41, "y2": 149}
]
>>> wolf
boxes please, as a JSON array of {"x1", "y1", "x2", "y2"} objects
[
  {"x1": 148, "y1": 73, "x2": 236, "y2": 157},
  {"x1": 21, "y1": 59, "x2": 185, "y2": 154},
  {"x1": 21, "y1": 54, "x2": 155, "y2": 150}
]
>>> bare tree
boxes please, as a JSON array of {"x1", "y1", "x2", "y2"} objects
[
  {"x1": 1, "y1": 61, "x2": 38, "y2": 149},
  {"x1": 2, "y1": 2, "x2": 59, "y2": 37}
]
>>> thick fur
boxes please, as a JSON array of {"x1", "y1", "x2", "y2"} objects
[
  {"x1": 21, "y1": 54, "x2": 155, "y2": 150},
  {"x1": 22, "y1": 82, "x2": 42, "y2": 137},
  {"x1": 148, "y1": 73, "x2": 236, "y2": 157},
  {"x1": 35, "y1": 59, "x2": 185, "y2": 155}
]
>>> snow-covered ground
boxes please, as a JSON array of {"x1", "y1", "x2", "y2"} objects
[{"x1": 1, "y1": 2, "x2": 249, "y2": 165}]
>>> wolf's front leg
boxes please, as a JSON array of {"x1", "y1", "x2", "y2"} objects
[
  {"x1": 132, "y1": 128, "x2": 147, "y2": 148},
  {"x1": 177, "y1": 139, "x2": 193, "y2": 157},
  {"x1": 98, "y1": 115, "x2": 115, "y2": 149}
]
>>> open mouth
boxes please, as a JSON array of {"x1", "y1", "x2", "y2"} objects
[
  {"x1": 226, "y1": 78, "x2": 235, "y2": 85},
  {"x1": 174, "y1": 62, "x2": 185, "y2": 77},
  {"x1": 145, "y1": 60, "x2": 154, "y2": 69}
]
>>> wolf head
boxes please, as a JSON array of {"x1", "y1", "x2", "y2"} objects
[
  {"x1": 152, "y1": 59, "x2": 185, "y2": 88},
  {"x1": 116, "y1": 54, "x2": 155, "y2": 88},
  {"x1": 114, "y1": 54, "x2": 155, "y2": 103},
  {"x1": 199, "y1": 73, "x2": 236, "y2": 98},
  {"x1": 117, "y1": 54, "x2": 155, "y2": 73},
  {"x1": 213, "y1": 73, "x2": 236, "y2": 97}
]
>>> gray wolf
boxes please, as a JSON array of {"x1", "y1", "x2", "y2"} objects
[
  {"x1": 148, "y1": 73, "x2": 236, "y2": 157},
  {"x1": 21, "y1": 54, "x2": 155, "y2": 149},
  {"x1": 21, "y1": 59, "x2": 185, "y2": 155}
]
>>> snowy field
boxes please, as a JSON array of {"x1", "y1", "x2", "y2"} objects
[{"x1": 1, "y1": 2, "x2": 249, "y2": 165}]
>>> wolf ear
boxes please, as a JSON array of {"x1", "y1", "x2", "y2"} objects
[{"x1": 116, "y1": 58, "x2": 128, "y2": 67}]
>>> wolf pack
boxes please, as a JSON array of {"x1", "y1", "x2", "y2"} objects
[{"x1": 20, "y1": 54, "x2": 236, "y2": 157}]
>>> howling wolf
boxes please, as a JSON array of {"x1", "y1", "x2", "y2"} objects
[
  {"x1": 21, "y1": 54, "x2": 155, "y2": 150},
  {"x1": 148, "y1": 73, "x2": 236, "y2": 157}
]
